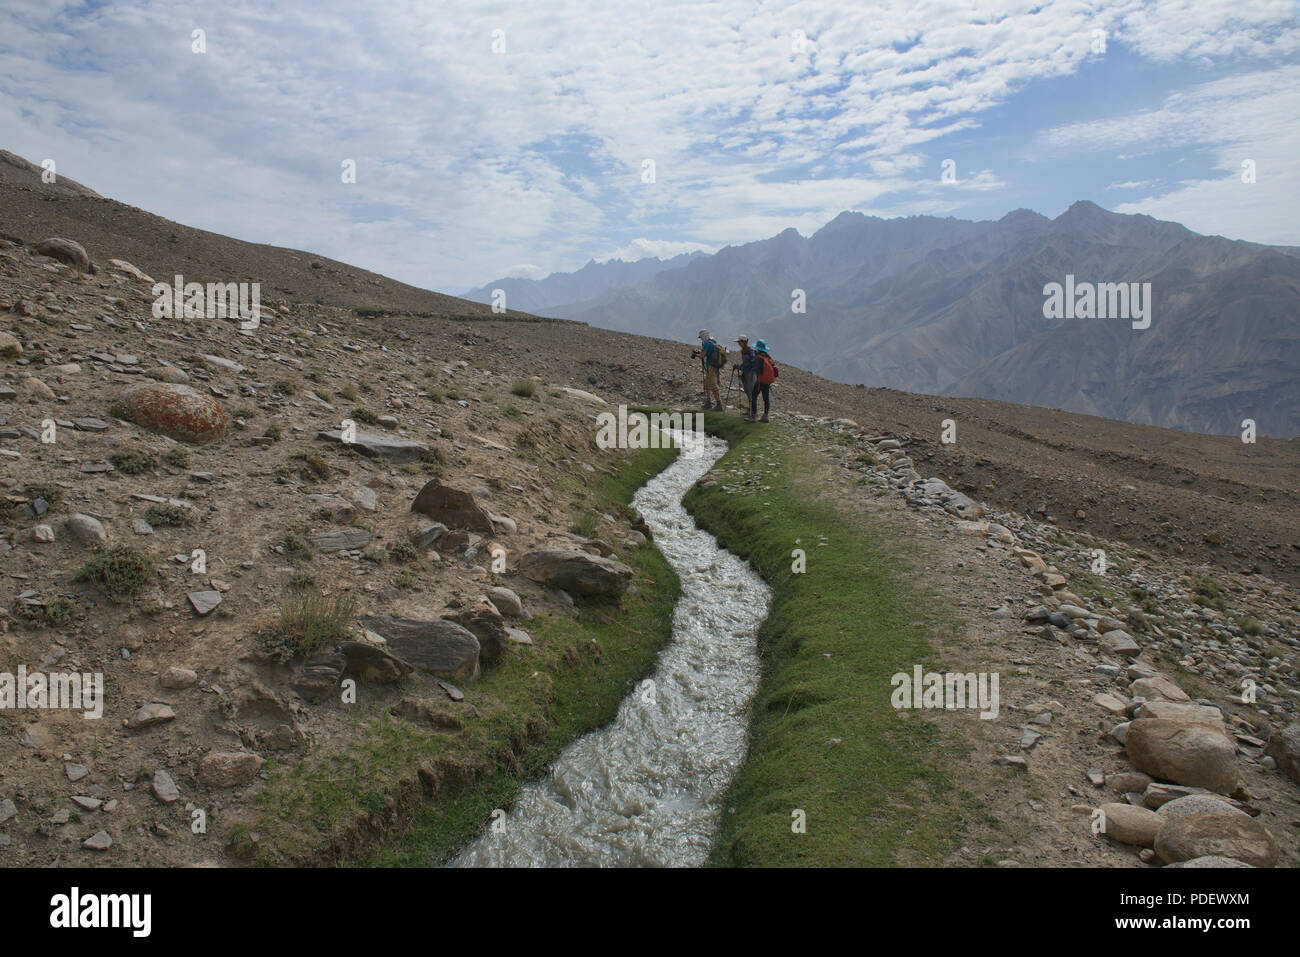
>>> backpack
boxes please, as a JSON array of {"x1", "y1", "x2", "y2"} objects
[
  {"x1": 707, "y1": 340, "x2": 728, "y2": 369},
  {"x1": 757, "y1": 353, "x2": 778, "y2": 384}
]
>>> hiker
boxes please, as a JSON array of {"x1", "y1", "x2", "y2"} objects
[
  {"x1": 693, "y1": 329, "x2": 725, "y2": 410},
  {"x1": 736, "y1": 334, "x2": 758, "y2": 419},
  {"x1": 751, "y1": 338, "x2": 779, "y2": 422}
]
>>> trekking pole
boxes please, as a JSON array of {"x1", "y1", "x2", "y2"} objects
[{"x1": 724, "y1": 367, "x2": 738, "y2": 406}]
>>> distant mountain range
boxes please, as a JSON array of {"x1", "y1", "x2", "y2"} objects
[{"x1": 466, "y1": 202, "x2": 1300, "y2": 436}]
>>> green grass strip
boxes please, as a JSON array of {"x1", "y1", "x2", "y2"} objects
[{"x1": 683, "y1": 414, "x2": 968, "y2": 866}]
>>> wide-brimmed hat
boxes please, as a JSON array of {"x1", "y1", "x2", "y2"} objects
[
  {"x1": 698, "y1": 329, "x2": 710, "y2": 341},
  {"x1": 755, "y1": 338, "x2": 769, "y2": 351}
]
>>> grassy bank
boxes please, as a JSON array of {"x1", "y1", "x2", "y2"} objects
[
  {"x1": 683, "y1": 414, "x2": 968, "y2": 866},
  {"x1": 249, "y1": 443, "x2": 682, "y2": 867}
]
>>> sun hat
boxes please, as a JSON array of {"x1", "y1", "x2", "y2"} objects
[
  {"x1": 736, "y1": 334, "x2": 749, "y2": 343},
  {"x1": 698, "y1": 329, "x2": 710, "y2": 340},
  {"x1": 755, "y1": 338, "x2": 769, "y2": 351}
]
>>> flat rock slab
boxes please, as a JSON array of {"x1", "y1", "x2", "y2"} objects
[
  {"x1": 187, "y1": 590, "x2": 222, "y2": 615},
  {"x1": 310, "y1": 528, "x2": 371, "y2": 552},
  {"x1": 125, "y1": 703, "x2": 176, "y2": 730},
  {"x1": 151, "y1": 770, "x2": 180, "y2": 803},
  {"x1": 318, "y1": 429, "x2": 427, "y2": 463},
  {"x1": 518, "y1": 548, "x2": 634, "y2": 596},
  {"x1": 358, "y1": 615, "x2": 480, "y2": 683}
]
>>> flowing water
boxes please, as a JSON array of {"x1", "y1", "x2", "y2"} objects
[{"x1": 452, "y1": 431, "x2": 770, "y2": 867}]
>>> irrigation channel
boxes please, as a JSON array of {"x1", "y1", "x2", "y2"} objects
[{"x1": 453, "y1": 430, "x2": 771, "y2": 866}]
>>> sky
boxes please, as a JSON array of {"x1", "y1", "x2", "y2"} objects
[{"x1": 1, "y1": 0, "x2": 1297, "y2": 293}]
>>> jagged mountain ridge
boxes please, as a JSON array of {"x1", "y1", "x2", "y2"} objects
[{"x1": 489, "y1": 203, "x2": 1300, "y2": 436}]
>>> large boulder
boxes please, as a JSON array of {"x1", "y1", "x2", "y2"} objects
[
  {"x1": 411, "y1": 479, "x2": 493, "y2": 532},
  {"x1": 518, "y1": 548, "x2": 634, "y2": 597},
  {"x1": 339, "y1": 641, "x2": 413, "y2": 683},
  {"x1": 1134, "y1": 701, "x2": 1225, "y2": 734},
  {"x1": 357, "y1": 616, "x2": 480, "y2": 683},
  {"x1": 1154, "y1": 814, "x2": 1278, "y2": 868},
  {"x1": 1266, "y1": 723, "x2": 1300, "y2": 784},
  {"x1": 1125, "y1": 719, "x2": 1240, "y2": 794},
  {"x1": 113, "y1": 382, "x2": 227, "y2": 444},
  {"x1": 445, "y1": 598, "x2": 509, "y2": 664},
  {"x1": 36, "y1": 237, "x2": 90, "y2": 271}
]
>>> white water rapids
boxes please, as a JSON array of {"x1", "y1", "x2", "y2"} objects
[{"x1": 452, "y1": 431, "x2": 770, "y2": 867}]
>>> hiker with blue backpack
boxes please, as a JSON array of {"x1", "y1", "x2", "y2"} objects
[
  {"x1": 693, "y1": 329, "x2": 726, "y2": 410},
  {"x1": 748, "y1": 339, "x2": 778, "y2": 422}
]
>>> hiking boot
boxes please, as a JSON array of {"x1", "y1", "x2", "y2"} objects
[
  {"x1": 701, "y1": 401, "x2": 713, "y2": 410},
  {"x1": 760, "y1": 413, "x2": 770, "y2": 422},
  {"x1": 714, "y1": 400, "x2": 724, "y2": 411}
]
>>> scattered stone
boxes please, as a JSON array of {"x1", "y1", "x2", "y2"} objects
[
  {"x1": 187, "y1": 590, "x2": 222, "y2": 616},
  {"x1": 1096, "y1": 802, "x2": 1163, "y2": 848},
  {"x1": 198, "y1": 752, "x2": 265, "y2": 788},
  {"x1": 1107, "y1": 771, "x2": 1153, "y2": 793},
  {"x1": 63, "y1": 513, "x2": 107, "y2": 545},
  {"x1": 446, "y1": 598, "x2": 509, "y2": 664},
  {"x1": 993, "y1": 755, "x2": 1028, "y2": 770},
  {"x1": 1130, "y1": 675, "x2": 1191, "y2": 702},
  {"x1": 411, "y1": 479, "x2": 494, "y2": 532},
  {"x1": 310, "y1": 528, "x2": 371, "y2": 552},
  {"x1": 82, "y1": 830, "x2": 112, "y2": 851},
  {"x1": 159, "y1": 666, "x2": 198, "y2": 689},
  {"x1": 151, "y1": 769, "x2": 180, "y2": 803},
  {"x1": 65, "y1": 762, "x2": 89, "y2": 782},
  {"x1": 291, "y1": 653, "x2": 346, "y2": 701},
  {"x1": 125, "y1": 703, "x2": 176, "y2": 730},
  {"x1": 0, "y1": 799, "x2": 16, "y2": 824},
  {"x1": 71, "y1": 795, "x2": 102, "y2": 811},
  {"x1": 486, "y1": 585, "x2": 526, "y2": 618},
  {"x1": 1100, "y1": 630, "x2": 1140, "y2": 658}
]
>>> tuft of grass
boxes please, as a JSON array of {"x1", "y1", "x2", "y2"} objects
[
  {"x1": 263, "y1": 424, "x2": 283, "y2": 442},
  {"x1": 361, "y1": 546, "x2": 389, "y2": 564},
  {"x1": 163, "y1": 446, "x2": 190, "y2": 468},
  {"x1": 277, "y1": 528, "x2": 315, "y2": 561},
  {"x1": 338, "y1": 383, "x2": 359, "y2": 401},
  {"x1": 510, "y1": 378, "x2": 536, "y2": 398},
  {"x1": 257, "y1": 590, "x2": 356, "y2": 663},
  {"x1": 110, "y1": 447, "x2": 157, "y2": 475},
  {"x1": 351, "y1": 407, "x2": 379, "y2": 426},
  {"x1": 273, "y1": 378, "x2": 298, "y2": 396},
  {"x1": 570, "y1": 512, "x2": 599, "y2": 538},
  {"x1": 292, "y1": 451, "x2": 330, "y2": 480},
  {"x1": 76, "y1": 546, "x2": 155, "y2": 602},
  {"x1": 389, "y1": 541, "x2": 418, "y2": 564}
]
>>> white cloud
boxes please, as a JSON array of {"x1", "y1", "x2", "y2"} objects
[
  {"x1": 0, "y1": 0, "x2": 1295, "y2": 292},
  {"x1": 599, "y1": 238, "x2": 715, "y2": 262}
]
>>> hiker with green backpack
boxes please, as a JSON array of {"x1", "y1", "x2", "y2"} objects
[
  {"x1": 693, "y1": 329, "x2": 727, "y2": 410},
  {"x1": 749, "y1": 338, "x2": 778, "y2": 422}
]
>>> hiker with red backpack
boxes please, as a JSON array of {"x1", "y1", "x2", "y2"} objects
[
  {"x1": 692, "y1": 329, "x2": 727, "y2": 410},
  {"x1": 749, "y1": 338, "x2": 778, "y2": 422}
]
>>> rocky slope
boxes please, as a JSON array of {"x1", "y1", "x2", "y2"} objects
[{"x1": 0, "y1": 213, "x2": 1295, "y2": 867}]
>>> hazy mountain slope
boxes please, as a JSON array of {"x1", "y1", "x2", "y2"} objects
[
  {"x1": 462, "y1": 251, "x2": 704, "y2": 314},
  {"x1": 538, "y1": 202, "x2": 1300, "y2": 435}
]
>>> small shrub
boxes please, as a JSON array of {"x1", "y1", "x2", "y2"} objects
[
  {"x1": 362, "y1": 546, "x2": 389, "y2": 564},
  {"x1": 263, "y1": 424, "x2": 282, "y2": 442},
  {"x1": 24, "y1": 482, "x2": 64, "y2": 508},
  {"x1": 291, "y1": 451, "x2": 330, "y2": 480},
  {"x1": 351, "y1": 407, "x2": 379, "y2": 426},
  {"x1": 571, "y1": 512, "x2": 599, "y2": 538},
  {"x1": 510, "y1": 378, "x2": 536, "y2": 398},
  {"x1": 257, "y1": 590, "x2": 356, "y2": 662},
  {"x1": 273, "y1": 378, "x2": 297, "y2": 396},
  {"x1": 1239, "y1": 616, "x2": 1264, "y2": 636},
  {"x1": 145, "y1": 503, "x2": 191, "y2": 527},
  {"x1": 277, "y1": 528, "x2": 315, "y2": 561},
  {"x1": 389, "y1": 541, "x2": 418, "y2": 564},
  {"x1": 289, "y1": 570, "x2": 315, "y2": 591},
  {"x1": 110, "y1": 447, "x2": 157, "y2": 475},
  {"x1": 163, "y1": 446, "x2": 190, "y2": 468},
  {"x1": 13, "y1": 596, "x2": 76, "y2": 627},
  {"x1": 338, "y1": 383, "x2": 359, "y2": 401},
  {"x1": 76, "y1": 546, "x2": 155, "y2": 602}
]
